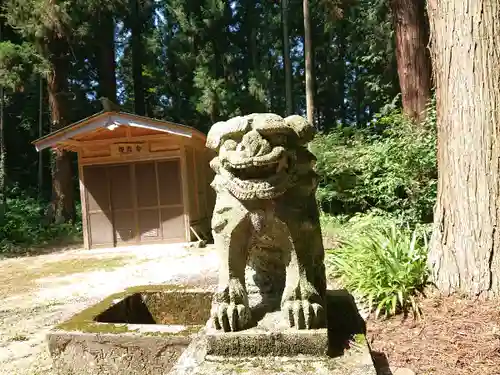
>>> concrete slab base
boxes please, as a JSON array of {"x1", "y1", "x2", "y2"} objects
[
  {"x1": 169, "y1": 333, "x2": 376, "y2": 375},
  {"x1": 48, "y1": 329, "x2": 191, "y2": 375}
]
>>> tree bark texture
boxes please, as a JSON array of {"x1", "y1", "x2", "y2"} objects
[
  {"x1": 282, "y1": 0, "x2": 293, "y2": 116},
  {"x1": 45, "y1": 35, "x2": 75, "y2": 224},
  {"x1": 303, "y1": 0, "x2": 315, "y2": 126},
  {"x1": 428, "y1": 0, "x2": 500, "y2": 297},
  {"x1": 391, "y1": 0, "x2": 432, "y2": 123},
  {"x1": 97, "y1": 11, "x2": 117, "y2": 103}
]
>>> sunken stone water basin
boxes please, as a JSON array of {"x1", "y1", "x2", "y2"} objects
[{"x1": 47, "y1": 285, "x2": 212, "y2": 375}]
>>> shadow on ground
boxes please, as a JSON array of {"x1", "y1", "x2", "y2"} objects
[
  {"x1": 0, "y1": 241, "x2": 83, "y2": 260},
  {"x1": 371, "y1": 351, "x2": 392, "y2": 375},
  {"x1": 326, "y1": 289, "x2": 366, "y2": 356},
  {"x1": 325, "y1": 289, "x2": 392, "y2": 375}
]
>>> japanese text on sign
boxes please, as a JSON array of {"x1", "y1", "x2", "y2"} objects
[{"x1": 114, "y1": 143, "x2": 146, "y2": 155}]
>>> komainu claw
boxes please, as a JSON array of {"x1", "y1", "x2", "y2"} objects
[
  {"x1": 283, "y1": 300, "x2": 325, "y2": 329},
  {"x1": 211, "y1": 302, "x2": 251, "y2": 332}
]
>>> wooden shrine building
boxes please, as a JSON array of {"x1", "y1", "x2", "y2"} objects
[{"x1": 33, "y1": 110, "x2": 215, "y2": 249}]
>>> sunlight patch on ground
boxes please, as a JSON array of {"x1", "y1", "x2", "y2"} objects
[{"x1": 0, "y1": 255, "x2": 133, "y2": 299}]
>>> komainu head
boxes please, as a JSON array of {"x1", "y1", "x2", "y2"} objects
[{"x1": 206, "y1": 113, "x2": 317, "y2": 200}]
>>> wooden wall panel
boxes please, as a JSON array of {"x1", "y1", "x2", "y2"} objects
[
  {"x1": 158, "y1": 160, "x2": 183, "y2": 206},
  {"x1": 88, "y1": 212, "x2": 114, "y2": 245},
  {"x1": 85, "y1": 165, "x2": 110, "y2": 212},
  {"x1": 161, "y1": 207, "x2": 185, "y2": 240},
  {"x1": 83, "y1": 165, "x2": 114, "y2": 248},
  {"x1": 185, "y1": 147, "x2": 199, "y2": 221},
  {"x1": 138, "y1": 209, "x2": 161, "y2": 241},
  {"x1": 108, "y1": 165, "x2": 133, "y2": 210},
  {"x1": 114, "y1": 211, "x2": 136, "y2": 243},
  {"x1": 196, "y1": 148, "x2": 207, "y2": 220},
  {"x1": 135, "y1": 162, "x2": 158, "y2": 208}
]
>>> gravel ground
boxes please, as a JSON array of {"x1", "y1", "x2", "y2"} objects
[{"x1": 0, "y1": 243, "x2": 219, "y2": 375}]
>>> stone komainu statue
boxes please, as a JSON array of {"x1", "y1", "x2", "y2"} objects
[{"x1": 206, "y1": 113, "x2": 326, "y2": 332}]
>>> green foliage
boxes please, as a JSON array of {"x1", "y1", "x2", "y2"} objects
[
  {"x1": 312, "y1": 104, "x2": 437, "y2": 225},
  {"x1": 0, "y1": 41, "x2": 46, "y2": 90},
  {"x1": 0, "y1": 193, "x2": 82, "y2": 254},
  {"x1": 321, "y1": 209, "x2": 399, "y2": 242},
  {"x1": 325, "y1": 213, "x2": 430, "y2": 318}
]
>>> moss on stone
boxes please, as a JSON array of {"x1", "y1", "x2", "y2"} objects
[
  {"x1": 57, "y1": 322, "x2": 131, "y2": 334},
  {"x1": 57, "y1": 322, "x2": 205, "y2": 337},
  {"x1": 139, "y1": 325, "x2": 204, "y2": 337},
  {"x1": 143, "y1": 291, "x2": 212, "y2": 325},
  {"x1": 353, "y1": 333, "x2": 366, "y2": 345},
  {"x1": 56, "y1": 285, "x2": 212, "y2": 336},
  {"x1": 232, "y1": 366, "x2": 249, "y2": 373}
]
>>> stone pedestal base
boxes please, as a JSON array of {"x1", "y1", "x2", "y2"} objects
[
  {"x1": 205, "y1": 311, "x2": 329, "y2": 356},
  {"x1": 168, "y1": 332, "x2": 375, "y2": 375},
  {"x1": 169, "y1": 290, "x2": 377, "y2": 375}
]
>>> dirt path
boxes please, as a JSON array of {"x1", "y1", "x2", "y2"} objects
[{"x1": 0, "y1": 243, "x2": 219, "y2": 375}]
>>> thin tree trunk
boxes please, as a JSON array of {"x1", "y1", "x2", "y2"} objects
[
  {"x1": 337, "y1": 22, "x2": 346, "y2": 126},
  {"x1": 354, "y1": 67, "x2": 363, "y2": 125},
  {"x1": 245, "y1": 0, "x2": 262, "y2": 112},
  {"x1": 130, "y1": 0, "x2": 145, "y2": 116},
  {"x1": 428, "y1": 0, "x2": 500, "y2": 297},
  {"x1": 303, "y1": 0, "x2": 314, "y2": 126},
  {"x1": 391, "y1": 0, "x2": 432, "y2": 123},
  {"x1": 45, "y1": 36, "x2": 75, "y2": 224},
  {"x1": 282, "y1": 0, "x2": 293, "y2": 115},
  {"x1": 0, "y1": 80, "x2": 4, "y2": 221},
  {"x1": 97, "y1": 11, "x2": 117, "y2": 103},
  {"x1": 0, "y1": 19, "x2": 5, "y2": 220},
  {"x1": 38, "y1": 76, "x2": 43, "y2": 198}
]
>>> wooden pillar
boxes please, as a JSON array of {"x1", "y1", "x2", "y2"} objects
[{"x1": 77, "y1": 153, "x2": 90, "y2": 249}]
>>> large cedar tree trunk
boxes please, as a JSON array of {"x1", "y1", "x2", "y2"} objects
[
  {"x1": 97, "y1": 12, "x2": 117, "y2": 103},
  {"x1": 391, "y1": 0, "x2": 432, "y2": 123},
  {"x1": 45, "y1": 36, "x2": 75, "y2": 223},
  {"x1": 428, "y1": 0, "x2": 500, "y2": 297}
]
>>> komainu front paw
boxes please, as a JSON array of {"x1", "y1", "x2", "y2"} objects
[
  {"x1": 210, "y1": 279, "x2": 251, "y2": 332},
  {"x1": 211, "y1": 302, "x2": 251, "y2": 332},
  {"x1": 282, "y1": 299, "x2": 325, "y2": 329}
]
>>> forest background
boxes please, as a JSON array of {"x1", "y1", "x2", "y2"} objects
[{"x1": 0, "y1": 0, "x2": 435, "y2": 313}]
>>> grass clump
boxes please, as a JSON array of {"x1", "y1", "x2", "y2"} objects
[{"x1": 326, "y1": 213, "x2": 430, "y2": 318}]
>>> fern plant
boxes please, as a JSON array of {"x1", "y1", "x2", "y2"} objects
[{"x1": 327, "y1": 222, "x2": 429, "y2": 318}]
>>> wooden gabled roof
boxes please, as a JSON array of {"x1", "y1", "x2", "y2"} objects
[{"x1": 32, "y1": 110, "x2": 207, "y2": 152}]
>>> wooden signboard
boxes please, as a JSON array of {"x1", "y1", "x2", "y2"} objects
[{"x1": 112, "y1": 142, "x2": 148, "y2": 156}]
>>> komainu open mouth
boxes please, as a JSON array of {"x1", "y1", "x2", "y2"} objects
[
  {"x1": 228, "y1": 154, "x2": 289, "y2": 181},
  {"x1": 230, "y1": 163, "x2": 278, "y2": 180}
]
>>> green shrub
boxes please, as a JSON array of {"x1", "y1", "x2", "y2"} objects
[
  {"x1": 326, "y1": 214, "x2": 430, "y2": 318},
  {"x1": 321, "y1": 209, "x2": 400, "y2": 249},
  {"x1": 312, "y1": 102, "x2": 437, "y2": 225},
  {"x1": 0, "y1": 194, "x2": 82, "y2": 254}
]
